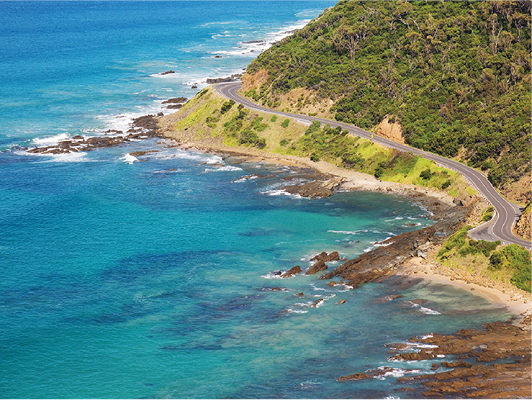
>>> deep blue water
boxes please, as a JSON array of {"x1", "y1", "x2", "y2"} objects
[{"x1": 0, "y1": 2, "x2": 512, "y2": 398}]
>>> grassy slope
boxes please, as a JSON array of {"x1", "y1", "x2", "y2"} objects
[
  {"x1": 436, "y1": 225, "x2": 531, "y2": 293},
  {"x1": 163, "y1": 87, "x2": 473, "y2": 198}
]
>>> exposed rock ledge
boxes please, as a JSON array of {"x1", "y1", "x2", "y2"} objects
[
  {"x1": 514, "y1": 202, "x2": 531, "y2": 240},
  {"x1": 319, "y1": 205, "x2": 469, "y2": 287}
]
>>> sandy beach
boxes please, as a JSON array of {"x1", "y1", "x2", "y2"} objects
[{"x1": 398, "y1": 255, "x2": 532, "y2": 320}]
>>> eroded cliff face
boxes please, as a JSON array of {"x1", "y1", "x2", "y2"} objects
[
  {"x1": 514, "y1": 203, "x2": 531, "y2": 241},
  {"x1": 374, "y1": 116, "x2": 404, "y2": 143}
]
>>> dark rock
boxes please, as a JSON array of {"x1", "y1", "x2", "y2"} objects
[
  {"x1": 376, "y1": 294, "x2": 404, "y2": 303},
  {"x1": 441, "y1": 361, "x2": 472, "y2": 368},
  {"x1": 191, "y1": 85, "x2": 198, "y2": 89},
  {"x1": 310, "y1": 251, "x2": 340, "y2": 262},
  {"x1": 319, "y1": 205, "x2": 469, "y2": 287},
  {"x1": 306, "y1": 260, "x2": 328, "y2": 275},
  {"x1": 162, "y1": 97, "x2": 187, "y2": 104},
  {"x1": 431, "y1": 363, "x2": 439, "y2": 370},
  {"x1": 281, "y1": 177, "x2": 344, "y2": 199},
  {"x1": 166, "y1": 104, "x2": 183, "y2": 109},
  {"x1": 338, "y1": 373, "x2": 371, "y2": 381},
  {"x1": 389, "y1": 349, "x2": 436, "y2": 361},
  {"x1": 281, "y1": 265, "x2": 302, "y2": 278},
  {"x1": 160, "y1": 70, "x2": 175, "y2": 75},
  {"x1": 327, "y1": 281, "x2": 336, "y2": 286},
  {"x1": 129, "y1": 150, "x2": 159, "y2": 157}
]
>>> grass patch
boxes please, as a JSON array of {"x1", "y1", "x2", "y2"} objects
[
  {"x1": 168, "y1": 87, "x2": 473, "y2": 198},
  {"x1": 437, "y1": 227, "x2": 530, "y2": 293}
]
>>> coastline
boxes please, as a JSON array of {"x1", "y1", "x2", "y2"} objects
[{"x1": 160, "y1": 125, "x2": 532, "y2": 325}]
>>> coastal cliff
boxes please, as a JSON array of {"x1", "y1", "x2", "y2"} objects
[{"x1": 514, "y1": 202, "x2": 531, "y2": 240}]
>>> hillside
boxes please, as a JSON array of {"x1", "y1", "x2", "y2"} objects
[
  {"x1": 243, "y1": 0, "x2": 531, "y2": 203},
  {"x1": 159, "y1": 87, "x2": 475, "y2": 202}
]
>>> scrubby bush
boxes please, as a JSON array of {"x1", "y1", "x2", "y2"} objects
[
  {"x1": 420, "y1": 169, "x2": 432, "y2": 180},
  {"x1": 281, "y1": 119, "x2": 290, "y2": 128},
  {"x1": 220, "y1": 100, "x2": 235, "y2": 114}
]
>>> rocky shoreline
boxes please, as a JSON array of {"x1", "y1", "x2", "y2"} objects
[{"x1": 23, "y1": 107, "x2": 531, "y2": 398}]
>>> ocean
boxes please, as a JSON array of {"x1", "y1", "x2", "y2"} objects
[{"x1": 0, "y1": 2, "x2": 512, "y2": 398}]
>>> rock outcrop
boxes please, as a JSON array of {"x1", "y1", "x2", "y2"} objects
[
  {"x1": 281, "y1": 177, "x2": 344, "y2": 199},
  {"x1": 26, "y1": 114, "x2": 163, "y2": 155},
  {"x1": 514, "y1": 202, "x2": 531, "y2": 240},
  {"x1": 375, "y1": 116, "x2": 404, "y2": 143},
  {"x1": 319, "y1": 205, "x2": 468, "y2": 287},
  {"x1": 281, "y1": 265, "x2": 302, "y2": 278}
]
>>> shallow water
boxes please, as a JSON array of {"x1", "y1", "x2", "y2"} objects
[
  {"x1": 0, "y1": 2, "x2": 513, "y2": 398},
  {"x1": 0, "y1": 144, "x2": 512, "y2": 398}
]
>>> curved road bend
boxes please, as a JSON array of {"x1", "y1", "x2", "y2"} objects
[{"x1": 215, "y1": 81, "x2": 530, "y2": 249}]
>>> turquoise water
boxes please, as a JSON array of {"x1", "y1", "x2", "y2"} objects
[{"x1": 0, "y1": 2, "x2": 512, "y2": 398}]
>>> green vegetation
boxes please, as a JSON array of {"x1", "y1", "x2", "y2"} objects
[
  {"x1": 481, "y1": 206, "x2": 494, "y2": 222},
  {"x1": 246, "y1": 0, "x2": 531, "y2": 191},
  {"x1": 437, "y1": 226, "x2": 530, "y2": 292},
  {"x1": 170, "y1": 88, "x2": 469, "y2": 195}
]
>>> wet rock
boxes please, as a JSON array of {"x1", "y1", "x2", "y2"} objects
[
  {"x1": 281, "y1": 177, "x2": 344, "y2": 199},
  {"x1": 281, "y1": 265, "x2": 302, "y2": 278},
  {"x1": 160, "y1": 70, "x2": 175, "y2": 75},
  {"x1": 338, "y1": 373, "x2": 371, "y2": 381},
  {"x1": 389, "y1": 349, "x2": 436, "y2": 361},
  {"x1": 431, "y1": 363, "x2": 439, "y2": 370},
  {"x1": 166, "y1": 104, "x2": 183, "y2": 109},
  {"x1": 306, "y1": 260, "x2": 328, "y2": 275},
  {"x1": 327, "y1": 281, "x2": 336, "y2": 286},
  {"x1": 310, "y1": 251, "x2": 340, "y2": 262},
  {"x1": 129, "y1": 150, "x2": 159, "y2": 157},
  {"x1": 162, "y1": 97, "x2": 187, "y2": 104},
  {"x1": 319, "y1": 206, "x2": 469, "y2": 287},
  {"x1": 441, "y1": 360, "x2": 472, "y2": 368},
  {"x1": 376, "y1": 294, "x2": 404, "y2": 303},
  {"x1": 336, "y1": 300, "x2": 346, "y2": 305},
  {"x1": 310, "y1": 298, "x2": 324, "y2": 307}
]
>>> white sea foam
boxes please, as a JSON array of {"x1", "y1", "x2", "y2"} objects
[
  {"x1": 204, "y1": 165, "x2": 243, "y2": 172},
  {"x1": 407, "y1": 301, "x2": 441, "y2": 315},
  {"x1": 233, "y1": 175, "x2": 258, "y2": 183},
  {"x1": 26, "y1": 151, "x2": 91, "y2": 163},
  {"x1": 286, "y1": 309, "x2": 308, "y2": 314},
  {"x1": 261, "y1": 272, "x2": 284, "y2": 280},
  {"x1": 422, "y1": 334, "x2": 434, "y2": 339},
  {"x1": 260, "y1": 189, "x2": 302, "y2": 199},
  {"x1": 328, "y1": 229, "x2": 369, "y2": 235},
  {"x1": 121, "y1": 154, "x2": 138, "y2": 164},
  {"x1": 419, "y1": 306, "x2": 441, "y2": 315},
  {"x1": 32, "y1": 133, "x2": 70, "y2": 146},
  {"x1": 378, "y1": 367, "x2": 423, "y2": 379}
]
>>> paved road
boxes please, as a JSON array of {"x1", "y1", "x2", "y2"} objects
[{"x1": 215, "y1": 81, "x2": 530, "y2": 248}]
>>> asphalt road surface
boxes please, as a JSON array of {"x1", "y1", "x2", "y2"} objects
[{"x1": 215, "y1": 82, "x2": 530, "y2": 249}]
